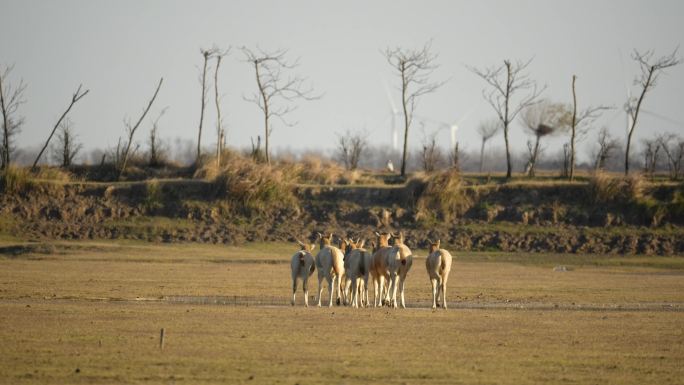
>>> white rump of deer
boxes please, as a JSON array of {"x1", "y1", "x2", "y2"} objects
[
  {"x1": 385, "y1": 232, "x2": 413, "y2": 308},
  {"x1": 314, "y1": 233, "x2": 346, "y2": 307},
  {"x1": 290, "y1": 239, "x2": 316, "y2": 307},
  {"x1": 343, "y1": 238, "x2": 372, "y2": 308},
  {"x1": 425, "y1": 239, "x2": 452, "y2": 309},
  {"x1": 369, "y1": 231, "x2": 393, "y2": 307}
]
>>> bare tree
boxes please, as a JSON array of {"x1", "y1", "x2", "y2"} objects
[
  {"x1": 51, "y1": 118, "x2": 82, "y2": 168},
  {"x1": 469, "y1": 58, "x2": 545, "y2": 178},
  {"x1": 250, "y1": 135, "x2": 265, "y2": 163},
  {"x1": 118, "y1": 78, "x2": 163, "y2": 179},
  {"x1": 476, "y1": 119, "x2": 499, "y2": 172},
  {"x1": 148, "y1": 107, "x2": 168, "y2": 167},
  {"x1": 420, "y1": 130, "x2": 443, "y2": 172},
  {"x1": 32, "y1": 84, "x2": 89, "y2": 169},
  {"x1": 449, "y1": 142, "x2": 462, "y2": 171},
  {"x1": 196, "y1": 48, "x2": 216, "y2": 164},
  {"x1": 594, "y1": 127, "x2": 619, "y2": 171},
  {"x1": 658, "y1": 134, "x2": 684, "y2": 180},
  {"x1": 625, "y1": 48, "x2": 681, "y2": 175},
  {"x1": 641, "y1": 136, "x2": 661, "y2": 179},
  {"x1": 384, "y1": 41, "x2": 445, "y2": 177},
  {"x1": 336, "y1": 129, "x2": 367, "y2": 170},
  {"x1": 0, "y1": 65, "x2": 26, "y2": 171},
  {"x1": 520, "y1": 101, "x2": 564, "y2": 177},
  {"x1": 567, "y1": 75, "x2": 610, "y2": 180},
  {"x1": 561, "y1": 143, "x2": 570, "y2": 178},
  {"x1": 213, "y1": 47, "x2": 231, "y2": 167},
  {"x1": 242, "y1": 47, "x2": 320, "y2": 165}
]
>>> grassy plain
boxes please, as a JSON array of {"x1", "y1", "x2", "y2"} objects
[{"x1": 1, "y1": 240, "x2": 683, "y2": 384}]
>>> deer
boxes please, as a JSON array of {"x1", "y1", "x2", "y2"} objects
[
  {"x1": 385, "y1": 232, "x2": 413, "y2": 309},
  {"x1": 369, "y1": 231, "x2": 394, "y2": 307},
  {"x1": 290, "y1": 239, "x2": 317, "y2": 307},
  {"x1": 425, "y1": 239, "x2": 452, "y2": 309},
  {"x1": 314, "y1": 232, "x2": 345, "y2": 307},
  {"x1": 344, "y1": 238, "x2": 372, "y2": 308}
]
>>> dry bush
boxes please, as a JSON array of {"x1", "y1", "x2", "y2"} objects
[
  {"x1": 33, "y1": 167, "x2": 72, "y2": 182},
  {"x1": 587, "y1": 172, "x2": 644, "y2": 204},
  {"x1": 0, "y1": 166, "x2": 32, "y2": 194},
  {"x1": 195, "y1": 152, "x2": 297, "y2": 214},
  {"x1": 413, "y1": 169, "x2": 471, "y2": 222}
]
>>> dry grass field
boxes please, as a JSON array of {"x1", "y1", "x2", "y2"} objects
[{"x1": 1, "y1": 240, "x2": 683, "y2": 384}]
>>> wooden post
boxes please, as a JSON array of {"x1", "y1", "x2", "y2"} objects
[{"x1": 159, "y1": 328, "x2": 165, "y2": 350}]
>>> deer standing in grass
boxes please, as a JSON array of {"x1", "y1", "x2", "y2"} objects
[
  {"x1": 386, "y1": 232, "x2": 413, "y2": 308},
  {"x1": 290, "y1": 239, "x2": 316, "y2": 307},
  {"x1": 425, "y1": 239, "x2": 452, "y2": 309},
  {"x1": 370, "y1": 231, "x2": 394, "y2": 307},
  {"x1": 344, "y1": 238, "x2": 372, "y2": 308},
  {"x1": 315, "y1": 233, "x2": 345, "y2": 307}
]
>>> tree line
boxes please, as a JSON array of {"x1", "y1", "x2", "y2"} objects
[{"x1": 1, "y1": 43, "x2": 681, "y2": 180}]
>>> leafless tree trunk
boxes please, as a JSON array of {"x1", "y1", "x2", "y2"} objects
[
  {"x1": 242, "y1": 47, "x2": 320, "y2": 165},
  {"x1": 0, "y1": 65, "x2": 26, "y2": 171},
  {"x1": 641, "y1": 137, "x2": 661, "y2": 179},
  {"x1": 449, "y1": 142, "x2": 461, "y2": 171},
  {"x1": 594, "y1": 127, "x2": 618, "y2": 171},
  {"x1": 118, "y1": 78, "x2": 163, "y2": 180},
  {"x1": 568, "y1": 75, "x2": 609, "y2": 181},
  {"x1": 32, "y1": 84, "x2": 89, "y2": 169},
  {"x1": 561, "y1": 143, "x2": 570, "y2": 178},
  {"x1": 148, "y1": 107, "x2": 168, "y2": 167},
  {"x1": 384, "y1": 41, "x2": 444, "y2": 177},
  {"x1": 420, "y1": 130, "x2": 442, "y2": 172},
  {"x1": 658, "y1": 134, "x2": 684, "y2": 180},
  {"x1": 213, "y1": 48, "x2": 230, "y2": 168},
  {"x1": 469, "y1": 58, "x2": 545, "y2": 179},
  {"x1": 197, "y1": 48, "x2": 215, "y2": 164},
  {"x1": 336, "y1": 129, "x2": 367, "y2": 170},
  {"x1": 625, "y1": 48, "x2": 681, "y2": 175},
  {"x1": 250, "y1": 135, "x2": 264, "y2": 163},
  {"x1": 52, "y1": 118, "x2": 82, "y2": 168},
  {"x1": 476, "y1": 119, "x2": 499, "y2": 173}
]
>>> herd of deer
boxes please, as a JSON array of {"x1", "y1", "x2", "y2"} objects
[{"x1": 290, "y1": 231, "x2": 452, "y2": 309}]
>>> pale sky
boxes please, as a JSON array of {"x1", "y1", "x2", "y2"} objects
[{"x1": 1, "y1": 0, "x2": 683, "y2": 164}]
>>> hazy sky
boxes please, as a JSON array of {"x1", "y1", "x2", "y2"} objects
[{"x1": 1, "y1": 0, "x2": 683, "y2": 164}]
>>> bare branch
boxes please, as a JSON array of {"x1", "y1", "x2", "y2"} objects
[
  {"x1": 118, "y1": 77, "x2": 163, "y2": 180},
  {"x1": 0, "y1": 64, "x2": 27, "y2": 170},
  {"x1": 383, "y1": 40, "x2": 444, "y2": 176},
  {"x1": 625, "y1": 47, "x2": 681, "y2": 175},
  {"x1": 32, "y1": 84, "x2": 89, "y2": 169},
  {"x1": 242, "y1": 46, "x2": 321, "y2": 164},
  {"x1": 468, "y1": 57, "x2": 545, "y2": 178}
]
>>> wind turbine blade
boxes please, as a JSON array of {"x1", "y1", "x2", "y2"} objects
[
  {"x1": 617, "y1": 48, "x2": 631, "y2": 100},
  {"x1": 380, "y1": 74, "x2": 399, "y2": 113},
  {"x1": 641, "y1": 109, "x2": 684, "y2": 127}
]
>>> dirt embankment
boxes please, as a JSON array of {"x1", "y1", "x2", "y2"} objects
[{"x1": 1, "y1": 180, "x2": 683, "y2": 255}]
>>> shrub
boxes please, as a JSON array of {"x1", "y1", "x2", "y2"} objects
[
  {"x1": 34, "y1": 167, "x2": 72, "y2": 182},
  {"x1": 587, "y1": 172, "x2": 644, "y2": 205},
  {"x1": 0, "y1": 166, "x2": 32, "y2": 194},
  {"x1": 204, "y1": 154, "x2": 297, "y2": 214},
  {"x1": 413, "y1": 169, "x2": 471, "y2": 222},
  {"x1": 143, "y1": 179, "x2": 164, "y2": 213}
]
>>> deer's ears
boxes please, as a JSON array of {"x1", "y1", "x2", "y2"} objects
[{"x1": 358, "y1": 239, "x2": 366, "y2": 249}]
